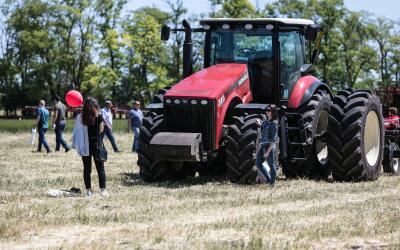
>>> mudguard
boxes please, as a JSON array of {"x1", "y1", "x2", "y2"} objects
[{"x1": 288, "y1": 75, "x2": 332, "y2": 109}]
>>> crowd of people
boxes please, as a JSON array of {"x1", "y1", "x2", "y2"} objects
[
  {"x1": 34, "y1": 96, "x2": 278, "y2": 196},
  {"x1": 34, "y1": 96, "x2": 145, "y2": 196}
]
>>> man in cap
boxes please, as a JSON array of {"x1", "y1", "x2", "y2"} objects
[
  {"x1": 101, "y1": 101, "x2": 122, "y2": 152},
  {"x1": 127, "y1": 101, "x2": 143, "y2": 152}
]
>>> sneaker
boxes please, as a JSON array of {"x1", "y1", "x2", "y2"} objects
[
  {"x1": 114, "y1": 150, "x2": 123, "y2": 153},
  {"x1": 65, "y1": 148, "x2": 70, "y2": 153},
  {"x1": 86, "y1": 189, "x2": 93, "y2": 197},
  {"x1": 100, "y1": 189, "x2": 109, "y2": 197}
]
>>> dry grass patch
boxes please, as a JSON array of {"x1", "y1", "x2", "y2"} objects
[{"x1": 0, "y1": 132, "x2": 400, "y2": 249}]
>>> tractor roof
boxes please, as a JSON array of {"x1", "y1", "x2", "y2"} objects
[{"x1": 200, "y1": 18, "x2": 315, "y2": 26}]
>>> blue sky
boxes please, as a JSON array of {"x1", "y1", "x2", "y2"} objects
[{"x1": 127, "y1": 0, "x2": 400, "y2": 19}]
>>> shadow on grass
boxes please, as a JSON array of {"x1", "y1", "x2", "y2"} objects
[
  {"x1": 120, "y1": 169, "x2": 336, "y2": 188},
  {"x1": 119, "y1": 172, "x2": 228, "y2": 188}
]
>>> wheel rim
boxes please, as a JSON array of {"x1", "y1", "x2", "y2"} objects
[
  {"x1": 364, "y1": 111, "x2": 381, "y2": 166},
  {"x1": 315, "y1": 109, "x2": 329, "y2": 164}
]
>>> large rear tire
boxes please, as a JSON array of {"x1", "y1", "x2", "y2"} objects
[
  {"x1": 282, "y1": 89, "x2": 331, "y2": 179},
  {"x1": 225, "y1": 114, "x2": 264, "y2": 184},
  {"x1": 327, "y1": 90, "x2": 384, "y2": 181}
]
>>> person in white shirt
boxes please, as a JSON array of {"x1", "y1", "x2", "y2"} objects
[{"x1": 101, "y1": 101, "x2": 121, "y2": 152}]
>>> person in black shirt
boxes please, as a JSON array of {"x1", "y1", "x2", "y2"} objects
[
  {"x1": 52, "y1": 95, "x2": 70, "y2": 152},
  {"x1": 75, "y1": 97, "x2": 108, "y2": 197}
]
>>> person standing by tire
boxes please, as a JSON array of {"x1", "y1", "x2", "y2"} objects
[
  {"x1": 255, "y1": 105, "x2": 278, "y2": 186},
  {"x1": 35, "y1": 100, "x2": 51, "y2": 153},
  {"x1": 101, "y1": 101, "x2": 122, "y2": 153},
  {"x1": 127, "y1": 101, "x2": 143, "y2": 153},
  {"x1": 72, "y1": 97, "x2": 108, "y2": 197},
  {"x1": 52, "y1": 95, "x2": 70, "y2": 152}
]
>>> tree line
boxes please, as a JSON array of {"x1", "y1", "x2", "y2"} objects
[{"x1": 0, "y1": 0, "x2": 399, "y2": 115}]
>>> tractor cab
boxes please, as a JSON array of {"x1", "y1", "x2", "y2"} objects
[
  {"x1": 161, "y1": 18, "x2": 321, "y2": 105},
  {"x1": 200, "y1": 18, "x2": 319, "y2": 104}
]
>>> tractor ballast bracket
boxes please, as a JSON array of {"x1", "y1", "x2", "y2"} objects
[{"x1": 149, "y1": 132, "x2": 203, "y2": 162}]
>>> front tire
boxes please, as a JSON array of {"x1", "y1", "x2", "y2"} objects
[
  {"x1": 137, "y1": 114, "x2": 195, "y2": 181},
  {"x1": 225, "y1": 114, "x2": 264, "y2": 184}
]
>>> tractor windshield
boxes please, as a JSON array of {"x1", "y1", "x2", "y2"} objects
[
  {"x1": 207, "y1": 26, "x2": 306, "y2": 102},
  {"x1": 209, "y1": 27, "x2": 275, "y2": 102},
  {"x1": 209, "y1": 28, "x2": 273, "y2": 65}
]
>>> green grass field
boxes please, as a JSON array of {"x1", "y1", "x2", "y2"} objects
[
  {"x1": 0, "y1": 119, "x2": 129, "y2": 133},
  {"x1": 0, "y1": 132, "x2": 400, "y2": 249}
]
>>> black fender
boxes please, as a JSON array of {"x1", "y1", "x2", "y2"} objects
[
  {"x1": 288, "y1": 75, "x2": 333, "y2": 109},
  {"x1": 299, "y1": 82, "x2": 332, "y2": 107}
]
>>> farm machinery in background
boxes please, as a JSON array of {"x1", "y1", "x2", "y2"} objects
[
  {"x1": 137, "y1": 18, "x2": 386, "y2": 183},
  {"x1": 376, "y1": 87, "x2": 400, "y2": 175}
]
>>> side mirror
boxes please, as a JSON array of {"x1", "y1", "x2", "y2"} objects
[
  {"x1": 161, "y1": 25, "x2": 170, "y2": 41},
  {"x1": 305, "y1": 24, "x2": 319, "y2": 41},
  {"x1": 300, "y1": 64, "x2": 315, "y2": 76}
]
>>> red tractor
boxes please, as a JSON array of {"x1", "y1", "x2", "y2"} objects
[{"x1": 137, "y1": 18, "x2": 384, "y2": 183}]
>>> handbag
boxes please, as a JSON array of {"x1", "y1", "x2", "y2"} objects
[{"x1": 94, "y1": 117, "x2": 108, "y2": 162}]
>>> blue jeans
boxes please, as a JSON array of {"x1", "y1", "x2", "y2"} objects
[
  {"x1": 55, "y1": 121, "x2": 69, "y2": 151},
  {"x1": 256, "y1": 143, "x2": 277, "y2": 184},
  {"x1": 132, "y1": 127, "x2": 140, "y2": 152},
  {"x1": 101, "y1": 126, "x2": 119, "y2": 152},
  {"x1": 38, "y1": 128, "x2": 50, "y2": 152}
]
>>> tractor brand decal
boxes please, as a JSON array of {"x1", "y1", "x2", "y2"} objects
[
  {"x1": 223, "y1": 71, "x2": 249, "y2": 98},
  {"x1": 218, "y1": 95, "x2": 225, "y2": 106},
  {"x1": 237, "y1": 72, "x2": 248, "y2": 86}
]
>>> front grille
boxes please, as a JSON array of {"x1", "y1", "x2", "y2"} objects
[{"x1": 164, "y1": 99, "x2": 216, "y2": 151}]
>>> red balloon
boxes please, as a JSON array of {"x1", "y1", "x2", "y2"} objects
[{"x1": 65, "y1": 90, "x2": 83, "y2": 107}]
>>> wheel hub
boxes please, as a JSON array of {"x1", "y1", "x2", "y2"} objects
[
  {"x1": 364, "y1": 111, "x2": 381, "y2": 166},
  {"x1": 393, "y1": 158, "x2": 399, "y2": 172},
  {"x1": 315, "y1": 109, "x2": 329, "y2": 164}
]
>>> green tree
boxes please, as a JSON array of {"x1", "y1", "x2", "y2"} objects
[
  {"x1": 94, "y1": 0, "x2": 126, "y2": 102},
  {"x1": 7, "y1": 0, "x2": 56, "y2": 105},
  {"x1": 122, "y1": 11, "x2": 169, "y2": 103},
  {"x1": 221, "y1": 0, "x2": 255, "y2": 18},
  {"x1": 368, "y1": 17, "x2": 397, "y2": 87},
  {"x1": 337, "y1": 11, "x2": 377, "y2": 87},
  {"x1": 81, "y1": 64, "x2": 117, "y2": 104},
  {"x1": 139, "y1": 6, "x2": 170, "y2": 25},
  {"x1": 166, "y1": 0, "x2": 187, "y2": 82}
]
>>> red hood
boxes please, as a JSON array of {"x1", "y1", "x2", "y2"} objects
[{"x1": 165, "y1": 63, "x2": 248, "y2": 99}]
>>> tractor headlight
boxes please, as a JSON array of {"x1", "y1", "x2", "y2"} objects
[
  {"x1": 266, "y1": 24, "x2": 274, "y2": 30},
  {"x1": 165, "y1": 98, "x2": 172, "y2": 104},
  {"x1": 222, "y1": 24, "x2": 230, "y2": 30},
  {"x1": 245, "y1": 24, "x2": 253, "y2": 30},
  {"x1": 200, "y1": 100, "x2": 208, "y2": 105},
  {"x1": 190, "y1": 99, "x2": 198, "y2": 105},
  {"x1": 202, "y1": 24, "x2": 211, "y2": 30},
  {"x1": 174, "y1": 99, "x2": 181, "y2": 104}
]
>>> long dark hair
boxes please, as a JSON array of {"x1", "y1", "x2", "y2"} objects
[
  {"x1": 267, "y1": 104, "x2": 278, "y2": 121},
  {"x1": 82, "y1": 97, "x2": 99, "y2": 126}
]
